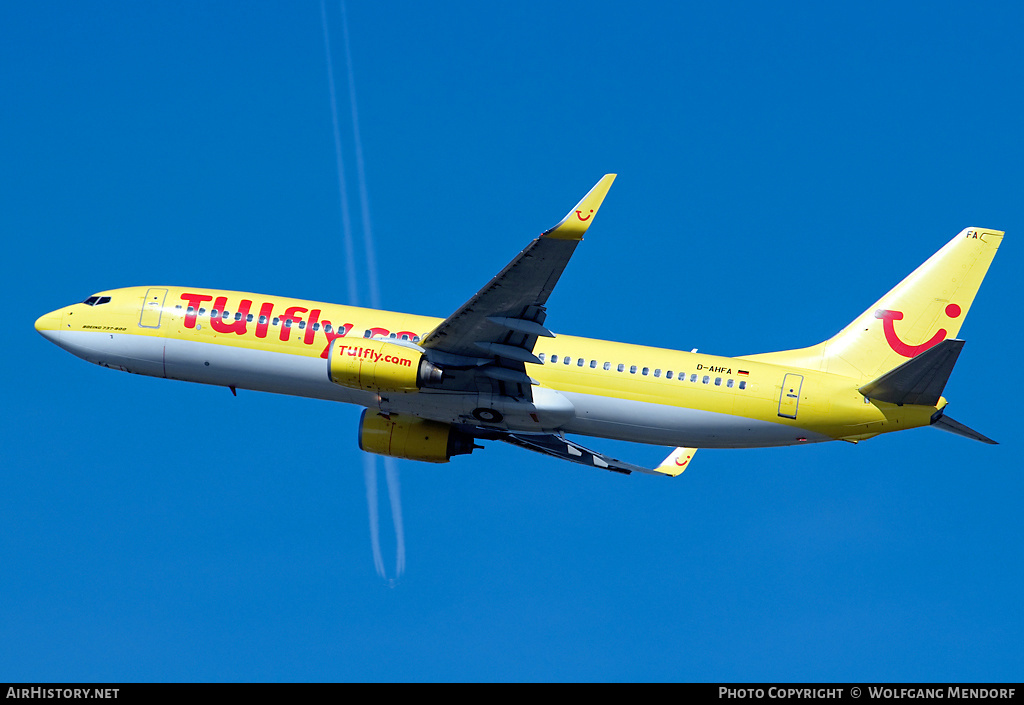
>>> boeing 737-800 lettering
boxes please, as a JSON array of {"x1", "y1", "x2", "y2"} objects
[{"x1": 34, "y1": 175, "x2": 1001, "y2": 475}]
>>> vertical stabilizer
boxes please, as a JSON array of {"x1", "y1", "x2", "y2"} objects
[{"x1": 742, "y1": 227, "x2": 1002, "y2": 380}]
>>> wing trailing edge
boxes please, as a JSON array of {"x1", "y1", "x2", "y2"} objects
[
  {"x1": 419, "y1": 175, "x2": 618, "y2": 400},
  {"x1": 498, "y1": 432, "x2": 686, "y2": 476}
]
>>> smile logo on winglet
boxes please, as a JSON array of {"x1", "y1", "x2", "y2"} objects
[
  {"x1": 575, "y1": 209, "x2": 594, "y2": 222},
  {"x1": 875, "y1": 303, "x2": 961, "y2": 357}
]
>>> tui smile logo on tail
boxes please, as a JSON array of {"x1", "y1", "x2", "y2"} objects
[{"x1": 875, "y1": 304, "x2": 962, "y2": 357}]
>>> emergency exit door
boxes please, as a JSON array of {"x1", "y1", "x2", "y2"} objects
[
  {"x1": 139, "y1": 287, "x2": 168, "y2": 329},
  {"x1": 778, "y1": 373, "x2": 804, "y2": 419}
]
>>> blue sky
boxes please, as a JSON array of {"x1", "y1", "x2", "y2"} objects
[{"x1": 3, "y1": 1, "x2": 1022, "y2": 682}]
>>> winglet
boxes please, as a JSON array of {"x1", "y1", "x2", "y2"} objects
[
  {"x1": 542, "y1": 174, "x2": 617, "y2": 241},
  {"x1": 654, "y1": 446, "x2": 698, "y2": 476}
]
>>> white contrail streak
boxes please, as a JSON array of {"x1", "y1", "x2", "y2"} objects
[
  {"x1": 340, "y1": 0, "x2": 381, "y2": 309},
  {"x1": 320, "y1": 0, "x2": 359, "y2": 307},
  {"x1": 340, "y1": 0, "x2": 406, "y2": 580},
  {"x1": 364, "y1": 454, "x2": 386, "y2": 577},
  {"x1": 323, "y1": 0, "x2": 383, "y2": 577},
  {"x1": 322, "y1": 0, "x2": 407, "y2": 581},
  {"x1": 384, "y1": 457, "x2": 406, "y2": 576}
]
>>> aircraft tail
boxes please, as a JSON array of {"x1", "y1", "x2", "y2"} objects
[{"x1": 741, "y1": 227, "x2": 1003, "y2": 381}]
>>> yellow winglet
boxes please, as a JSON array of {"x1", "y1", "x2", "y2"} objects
[
  {"x1": 542, "y1": 174, "x2": 617, "y2": 241},
  {"x1": 654, "y1": 446, "x2": 698, "y2": 476}
]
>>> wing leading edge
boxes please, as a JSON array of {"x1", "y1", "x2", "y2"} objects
[
  {"x1": 419, "y1": 175, "x2": 617, "y2": 400},
  {"x1": 412, "y1": 175, "x2": 692, "y2": 476}
]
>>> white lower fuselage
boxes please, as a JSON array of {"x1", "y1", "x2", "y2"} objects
[{"x1": 48, "y1": 324, "x2": 832, "y2": 449}]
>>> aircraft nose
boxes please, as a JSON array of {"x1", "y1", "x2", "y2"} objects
[{"x1": 34, "y1": 309, "x2": 63, "y2": 343}]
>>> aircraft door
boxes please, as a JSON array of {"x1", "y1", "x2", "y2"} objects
[
  {"x1": 778, "y1": 373, "x2": 804, "y2": 419},
  {"x1": 139, "y1": 287, "x2": 168, "y2": 329}
]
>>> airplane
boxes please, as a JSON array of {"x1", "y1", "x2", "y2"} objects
[{"x1": 34, "y1": 175, "x2": 1001, "y2": 476}]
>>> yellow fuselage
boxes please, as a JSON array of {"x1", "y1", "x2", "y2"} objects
[{"x1": 35, "y1": 285, "x2": 939, "y2": 450}]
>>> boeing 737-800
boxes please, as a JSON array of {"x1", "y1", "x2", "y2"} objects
[{"x1": 34, "y1": 175, "x2": 1001, "y2": 475}]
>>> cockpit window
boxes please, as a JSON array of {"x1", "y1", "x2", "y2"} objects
[{"x1": 81, "y1": 295, "x2": 111, "y2": 306}]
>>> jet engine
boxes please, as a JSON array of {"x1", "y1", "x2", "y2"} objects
[
  {"x1": 358, "y1": 411, "x2": 477, "y2": 463},
  {"x1": 328, "y1": 338, "x2": 442, "y2": 393}
]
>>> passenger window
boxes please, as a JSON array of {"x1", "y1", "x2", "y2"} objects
[
  {"x1": 324, "y1": 323, "x2": 333, "y2": 333},
  {"x1": 702, "y1": 375, "x2": 710, "y2": 384},
  {"x1": 246, "y1": 313, "x2": 254, "y2": 323},
  {"x1": 739, "y1": 380, "x2": 747, "y2": 390},
  {"x1": 538, "y1": 353, "x2": 546, "y2": 362},
  {"x1": 187, "y1": 306, "x2": 195, "y2": 315},
  {"x1": 642, "y1": 367, "x2": 649, "y2": 376},
  {"x1": 666, "y1": 371, "x2": 673, "y2": 379},
  {"x1": 211, "y1": 309, "x2": 219, "y2": 318},
  {"x1": 234, "y1": 312, "x2": 243, "y2": 321},
  {"x1": 603, "y1": 362, "x2": 611, "y2": 371},
  {"x1": 198, "y1": 308, "x2": 206, "y2": 316},
  {"x1": 273, "y1": 317, "x2": 280, "y2": 325},
  {"x1": 690, "y1": 374, "x2": 698, "y2": 383},
  {"x1": 715, "y1": 377, "x2": 722, "y2": 386},
  {"x1": 590, "y1": 360, "x2": 597, "y2": 368},
  {"x1": 577, "y1": 358, "x2": 584, "y2": 367},
  {"x1": 617, "y1": 364, "x2": 624, "y2": 372},
  {"x1": 364, "y1": 330, "x2": 372, "y2": 337},
  {"x1": 284, "y1": 319, "x2": 292, "y2": 328},
  {"x1": 654, "y1": 369, "x2": 661, "y2": 378},
  {"x1": 564, "y1": 356, "x2": 570, "y2": 365},
  {"x1": 630, "y1": 365, "x2": 637, "y2": 374},
  {"x1": 727, "y1": 379, "x2": 734, "y2": 388}
]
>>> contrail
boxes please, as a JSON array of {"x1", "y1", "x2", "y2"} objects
[
  {"x1": 320, "y1": 0, "x2": 359, "y2": 307},
  {"x1": 322, "y1": 0, "x2": 406, "y2": 581},
  {"x1": 339, "y1": 0, "x2": 406, "y2": 580},
  {"x1": 384, "y1": 457, "x2": 405, "y2": 576},
  {"x1": 340, "y1": 0, "x2": 381, "y2": 309},
  {"x1": 363, "y1": 454, "x2": 386, "y2": 577}
]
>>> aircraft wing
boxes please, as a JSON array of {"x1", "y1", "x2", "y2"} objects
[
  {"x1": 420, "y1": 175, "x2": 616, "y2": 397},
  {"x1": 498, "y1": 432, "x2": 682, "y2": 477}
]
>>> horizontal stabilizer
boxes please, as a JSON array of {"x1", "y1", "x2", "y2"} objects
[
  {"x1": 931, "y1": 413, "x2": 998, "y2": 445},
  {"x1": 859, "y1": 339, "x2": 964, "y2": 406}
]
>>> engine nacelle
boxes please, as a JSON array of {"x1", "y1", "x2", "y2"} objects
[
  {"x1": 358, "y1": 411, "x2": 477, "y2": 463},
  {"x1": 328, "y1": 339, "x2": 442, "y2": 393}
]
